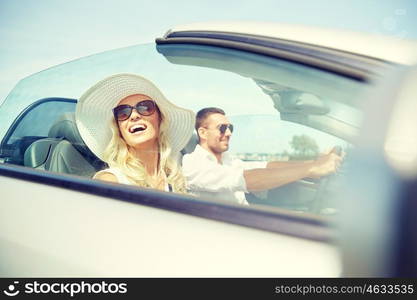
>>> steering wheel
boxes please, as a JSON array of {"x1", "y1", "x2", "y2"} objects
[{"x1": 310, "y1": 146, "x2": 343, "y2": 214}]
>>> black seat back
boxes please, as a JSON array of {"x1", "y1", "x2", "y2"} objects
[
  {"x1": 24, "y1": 112, "x2": 105, "y2": 176},
  {"x1": 180, "y1": 132, "x2": 198, "y2": 163}
]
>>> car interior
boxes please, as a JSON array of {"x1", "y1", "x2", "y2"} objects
[
  {"x1": 0, "y1": 98, "x2": 104, "y2": 177},
  {"x1": 0, "y1": 90, "x2": 348, "y2": 216},
  {"x1": 24, "y1": 112, "x2": 105, "y2": 177},
  {"x1": 0, "y1": 43, "x2": 362, "y2": 216}
]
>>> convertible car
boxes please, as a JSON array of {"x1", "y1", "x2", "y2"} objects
[{"x1": 1, "y1": 22, "x2": 416, "y2": 277}]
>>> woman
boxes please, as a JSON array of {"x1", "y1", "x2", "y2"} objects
[{"x1": 75, "y1": 73, "x2": 195, "y2": 193}]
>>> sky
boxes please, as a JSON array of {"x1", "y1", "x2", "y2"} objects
[{"x1": 0, "y1": 0, "x2": 416, "y2": 103}]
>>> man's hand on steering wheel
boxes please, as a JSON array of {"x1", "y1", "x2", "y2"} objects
[
  {"x1": 310, "y1": 146, "x2": 344, "y2": 213},
  {"x1": 309, "y1": 146, "x2": 344, "y2": 179}
]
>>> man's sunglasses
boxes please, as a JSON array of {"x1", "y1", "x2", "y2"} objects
[
  {"x1": 218, "y1": 123, "x2": 234, "y2": 134},
  {"x1": 113, "y1": 100, "x2": 156, "y2": 121}
]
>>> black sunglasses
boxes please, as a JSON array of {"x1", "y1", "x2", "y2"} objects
[
  {"x1": 113, "y1": 100, "x2": 156, "y2": 121},
  {"x1": 218, "y1": 123, "x2": 234, "y2": 134}
]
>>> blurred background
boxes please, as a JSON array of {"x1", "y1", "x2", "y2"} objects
[{"x1": 0, "y1": 0, "x2": 416, "y2": 104}]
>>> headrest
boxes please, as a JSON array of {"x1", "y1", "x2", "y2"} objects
[
  {"x1": 48, "y1": 112, "x2": 93, "y2": 157},
  {"x1": 181, "y1": 132, "x2": 199, "y2": 155}
]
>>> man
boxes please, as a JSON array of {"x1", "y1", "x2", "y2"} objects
[{"x1": 182, "y1": 107, "x2": 342, "y2": 205}]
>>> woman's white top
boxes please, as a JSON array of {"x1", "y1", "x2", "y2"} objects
[{"x1": 94, "y1": 168, "x2": 172, "y2": 192}]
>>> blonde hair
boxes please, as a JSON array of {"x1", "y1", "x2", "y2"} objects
[{"x1": 102, "y1": 109, "x2": 187, "y2": 193}]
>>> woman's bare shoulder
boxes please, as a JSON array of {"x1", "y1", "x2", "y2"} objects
[{"x1": 93, "y1": 171, "x2": 118, "y2": 183}]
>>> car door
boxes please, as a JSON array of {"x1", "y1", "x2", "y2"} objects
[{"x1": 0, "y1": 30, "x2": 400, "y2": 276}]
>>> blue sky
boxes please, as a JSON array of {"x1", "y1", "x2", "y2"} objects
[{"x1": 0, "y1": 0, "x2": 416, "y2": 103}]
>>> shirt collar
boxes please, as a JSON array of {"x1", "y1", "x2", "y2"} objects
[{"x1": 195, "y1": 144, "x2": 231, "y2": 163}]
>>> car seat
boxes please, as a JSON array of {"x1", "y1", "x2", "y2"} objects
[
  {"x1": 180, "y1": 132, "x2": 198, "y2": 162},
  {"x1": 24, "y1": 112, "x2": 105, "y2": 177}
]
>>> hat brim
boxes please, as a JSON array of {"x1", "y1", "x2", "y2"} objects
[{"x1": 75, "y1": 73, "x2": 195, "y2": 162}]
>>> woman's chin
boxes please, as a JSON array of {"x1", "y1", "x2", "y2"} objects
[{"x1": 126, "y1": 136, "x2": 158, "y2": 150}]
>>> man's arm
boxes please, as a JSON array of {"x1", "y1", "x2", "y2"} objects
[
  {"x1": 266, "y1": 160, "x2": 313, "y2": 169},
  {"x1": 244, "y1": 148, "x2": 342, "y2": 192}
]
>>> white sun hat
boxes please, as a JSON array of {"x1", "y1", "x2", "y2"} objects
[{"x1": 75, "y1": 73, "x2": 195, "y2": 162}]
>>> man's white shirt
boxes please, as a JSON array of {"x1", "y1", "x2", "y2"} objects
[{"x1": 182, "y1": 145, "x2": 267, "y2": 205}]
